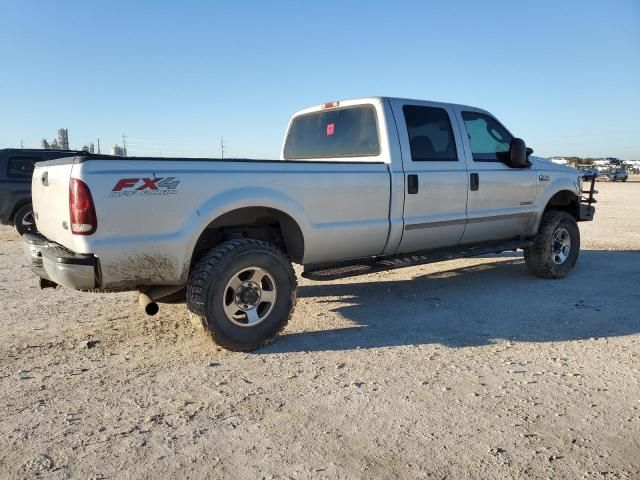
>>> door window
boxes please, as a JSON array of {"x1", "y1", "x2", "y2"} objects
[
  {"x1": 461, "y1": 112, "x2": 513, "y2": 162},
  {"x1": 7, "y1": 156, "x2": 39, "y2": 178},
  {"x1": 403, "y1": 105, "x2": 458, "y2": 161}
]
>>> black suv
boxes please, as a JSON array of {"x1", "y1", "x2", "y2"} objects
[{"x1": 0, "y1": 149, "x2": 85, "y2": 235}]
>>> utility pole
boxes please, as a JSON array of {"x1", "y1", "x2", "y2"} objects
[
  {"x1": 220, "y1": 137, "x2": 226, "y2": 159},
  {"x1": 20, "y1": 140, "x2": 24, "y2": 149},
  {"x1": 122, "y1": 134, "x2": 128, "y2": 157},
  {"x1": 97, "y1": 138, "x2": 101, "y2": 154}
]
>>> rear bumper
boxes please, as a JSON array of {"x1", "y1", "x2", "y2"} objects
[{"x1": 23, "y1": 233, "x2": 98, "y2": 290}]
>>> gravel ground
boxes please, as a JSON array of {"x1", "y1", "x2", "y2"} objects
[{"x1": 0, "y1": 181, "x2": 639, "y2": 479}]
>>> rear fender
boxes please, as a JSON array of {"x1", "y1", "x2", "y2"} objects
[{"x1": 183, "y1": 186, "x2": 311, "y2": 271}]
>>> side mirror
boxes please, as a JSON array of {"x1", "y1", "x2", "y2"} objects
[{"x1": 509, "y1": 138, "x2": 528, "y2": 168}]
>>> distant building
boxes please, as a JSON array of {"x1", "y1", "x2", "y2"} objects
[
  {"x1": 41, "y1": 128, "x2": 70, "y2": 150},
  {"x1": 58, "y1": 128, "x2": 69, "y2": 150},
  {"x1": 81, "y1": 143, "x2": 95, "y2": 154},
  {"x1": 111, "y1": 145, "x2": 125, "y2": 156}
]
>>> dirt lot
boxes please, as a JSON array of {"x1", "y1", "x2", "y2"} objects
[{"x1": 1, "y1": 181, "x2": 639, "y2": 479}]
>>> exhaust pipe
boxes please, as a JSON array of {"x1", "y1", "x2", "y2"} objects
[
  {"x1": 139, "y1": 292, "x2": 160, "y2": 316},
  {"x1": 138, "y1": 285, "x2": 184, "y2": 316}
]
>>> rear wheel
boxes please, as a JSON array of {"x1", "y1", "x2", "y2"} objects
[
  {"x1": 186, "y1": 239, "x2": 297, "y2": 351},
  {"x1": 13, "y1": 204, "x2": 36, "y2": 236},
  {"x1": 524, "y1": 211, "x2": 580, "y2": 279}
]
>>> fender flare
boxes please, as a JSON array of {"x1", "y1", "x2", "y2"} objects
[
  {"x1": 181, "y1": 187, "x2": 311, "y2": 274},
  {"x1": 533, "y1": 179, "x2": 581, "y2": 232}
]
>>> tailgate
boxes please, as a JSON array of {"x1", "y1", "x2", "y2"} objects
[{"x1": 32, "y1": 158, "x2": 76, "y2": 249}]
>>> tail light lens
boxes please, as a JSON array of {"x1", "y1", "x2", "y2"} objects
[{"x1": 69, "y1": 178, "x2": 97, "y2": 235}]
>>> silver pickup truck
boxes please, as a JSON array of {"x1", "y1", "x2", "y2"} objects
[{"x1": 25, "y1": 97, "x2": 596, "y2": 351}]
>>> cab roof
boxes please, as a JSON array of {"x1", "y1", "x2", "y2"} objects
[{"x1": 291, "y1": 96, "x2": 485, "y2": 118}]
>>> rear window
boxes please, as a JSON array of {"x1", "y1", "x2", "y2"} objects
[
  {"x1": 283, "y1": 106, "x2": 380, "y2": 159},
  {"x1": 7, "y1": 156, "x2": 39, "y2": 178}
]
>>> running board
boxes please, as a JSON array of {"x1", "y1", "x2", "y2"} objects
[{"x1": 302, "y1": 240, "x2": 533, "y2": 281}]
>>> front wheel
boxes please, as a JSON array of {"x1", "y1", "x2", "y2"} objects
[
  {"x1": 13, "y1": 204, "x2": 36, "y2": 236},
  {"x1": 524, "y1": 211, "x2": 580, "y2": 279},
  {"x1": 186, "y1": 239, "x2": 297, "y2": 351}
]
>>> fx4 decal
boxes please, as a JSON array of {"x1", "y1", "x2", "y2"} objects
[{"x1": 109, "y1": 177, "x2": 180, "y2": 197}]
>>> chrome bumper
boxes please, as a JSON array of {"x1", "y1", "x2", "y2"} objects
[
  {"x1": 22, "y1": 233, "x2": 47, "y2": 266},
  {"x1": 23, "y1": 234, "x2": 98, "y2": 290}
]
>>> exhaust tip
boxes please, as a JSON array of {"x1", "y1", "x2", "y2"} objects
[
  {"x1": 139, "y1": 292, "x2": 159, "y2": 316},
  {"x1": 138, "y1": 286, "x2": 184, "y2": 316},
  {"x1": 145, "y1": 301, "x2": 159, "y2": 316}
]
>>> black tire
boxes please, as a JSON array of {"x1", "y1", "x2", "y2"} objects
[
  {"x1": 186, "y1": 239, "x2": 297, "y2": 351},
  {"x1": 524, "y1": 211, "x2": 580, "y2": 279},
  {"x1": 13, "y1": 204, "x2": 36, "y2": 236}
]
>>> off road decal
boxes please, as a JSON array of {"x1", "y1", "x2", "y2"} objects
[{"x1": 110, "y1": 177, "x2": 180, "y2": 197}]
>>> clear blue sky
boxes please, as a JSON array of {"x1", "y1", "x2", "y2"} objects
[{"x1": 1, "y1": 0, "x2": 638, "y2": 159}]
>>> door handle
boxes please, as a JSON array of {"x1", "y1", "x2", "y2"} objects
[
  {"x1": 470, "y1": 173, "x2": 479, "y2": 191},
  {"x1": 407, "y1": 174, "x2": 419, "y2": 194}
]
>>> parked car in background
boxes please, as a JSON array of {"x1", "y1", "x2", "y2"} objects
[
  {"x1": 0, "y1": 149, "x2": 86, "y2": 234},
  {"x1": 609, "y1": 168, "x2": 628, "y2": 182},
  {"x1": 580, "y1": 166, "x2": 599, "y2": 179}
]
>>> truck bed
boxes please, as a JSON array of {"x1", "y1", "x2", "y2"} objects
[{"x1": 32, "y1": 155, "x2": 393, "y2": 288}]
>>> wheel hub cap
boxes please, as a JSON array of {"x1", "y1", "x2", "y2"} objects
[
  {"x1": 223, "y1": 267, "x2": 277, "y2": 327},
  {"x1": 22, "y1": 212, "x2": 34, "y2": 226},
  {"x1": 551, "y1": 227, "x2": 571, "y2": 265},
  {"x1": 235, "y1": 282, "x2": 261, "y2": 309}
]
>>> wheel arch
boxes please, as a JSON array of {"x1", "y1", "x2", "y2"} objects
[
  {"x1": 10, "y1": 198, "x2": 32, "y2": 224},
  {"x1": 190, "y1": 206, "x2": 306, "y2": 267},
  {"x1": 529, "y1": 187, "x2": 581, "y2": 236},
  {"x1": 543, "y1": 189, "x2": 580, "y2": 219}
]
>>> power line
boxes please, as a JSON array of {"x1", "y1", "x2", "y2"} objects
[{"x1": 125, "y1": 138, "x2": 180, "y2": 144}]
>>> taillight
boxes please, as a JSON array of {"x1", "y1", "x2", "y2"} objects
[{"x1": 69, "y1": 178, "x2": 97, "y2": 235}]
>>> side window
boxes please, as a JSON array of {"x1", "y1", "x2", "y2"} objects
[
  {"x1": 403, "y1": 105, "x2": 458, "y2": 161},
  {"x1": 283, "y1": 106, "x2": 380, "y2": 159},
  {"x1": 7, "y1": 156, "x2": 39, "y2": 178},
  {"x1": 461, "y1": 112, "x2": 513, "y2": 162}
]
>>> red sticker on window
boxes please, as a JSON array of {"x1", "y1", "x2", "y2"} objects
[{"x1": 326, "y1": 123, "x2": 335, "y2": 136}]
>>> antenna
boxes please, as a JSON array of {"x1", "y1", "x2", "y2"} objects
[{"x1": 220, "y1": 137, "x2": 226, "y2": 159}]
